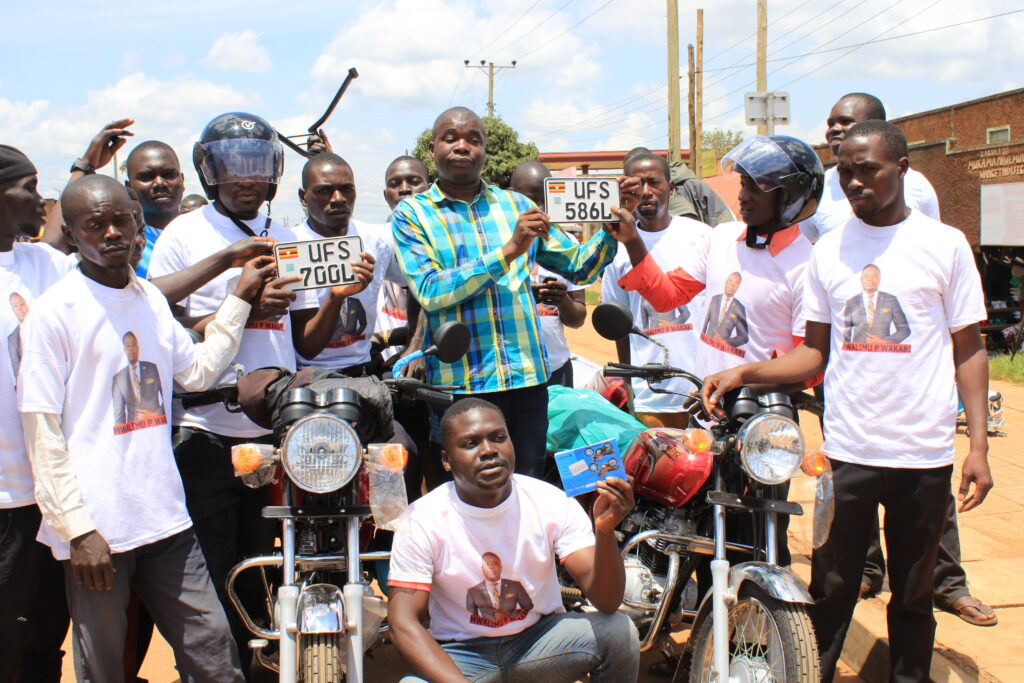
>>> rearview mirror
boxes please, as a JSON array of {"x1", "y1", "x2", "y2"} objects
[
  {"x1": 430, "y1": 321, "x2": 471, "y2": 363},
  {"x1": 592, "y1": 302, "x2": 635, "y2": 341}
]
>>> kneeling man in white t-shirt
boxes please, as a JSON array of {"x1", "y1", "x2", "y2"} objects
[
  {"x1": 388, "y1": 398, "x2": 640, "y2": 682},
  {"x1": 17, "y1": 175, "x2": 269, "y2": 682},
  {"x1": 699, "y1": 121, "x2": 992, "y2": 683}
]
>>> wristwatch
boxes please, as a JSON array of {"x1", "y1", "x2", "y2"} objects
[{"x1": 69, "y1": 158, "x2": 95, "y2": 175}]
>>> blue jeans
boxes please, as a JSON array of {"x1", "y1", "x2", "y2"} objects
[{"x1": 399, "y1": 611, "x2": 639, "y2": 683}]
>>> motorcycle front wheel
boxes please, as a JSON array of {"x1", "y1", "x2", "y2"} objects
[
  {"x1": 300, "y1": 632, "x2": 342, "y2": 682},
  {"x1": 684, "y1": 584, "x2": 820, "y2": 683}
]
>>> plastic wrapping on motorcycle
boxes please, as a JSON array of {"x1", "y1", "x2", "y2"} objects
[
  {"x1": 546, "y1": 385, "x2": 645, "y2": 455},
  {"x1": 235, "y1": 366, "x2": 394, "y2": 441},
  {"x1": 623, "y1": 428, "x2": 713, "y2": 507}
]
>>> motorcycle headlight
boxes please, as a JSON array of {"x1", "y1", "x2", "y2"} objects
[
  {"x1": 280, "y1": 414, "x2": 362, "y2": 493},
  {"x1": 736, "y1": 413, "x2": 804, "y2": 485}
]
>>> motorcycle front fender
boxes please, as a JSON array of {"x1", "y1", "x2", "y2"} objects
[
  {"x1": 727, "y1": 561, "x2": 812, "y2": 604},
  {"x1": 297, "y1": 583, "x2": 346, "y2": 634}
]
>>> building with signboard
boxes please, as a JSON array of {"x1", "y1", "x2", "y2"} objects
[{"x1": 812, "y1": 88, "x2": 1024, "y2": 247}]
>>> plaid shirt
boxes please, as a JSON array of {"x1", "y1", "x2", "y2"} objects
[{"x1": 392, "y1": 182, "x2": 617, "y2": 393}]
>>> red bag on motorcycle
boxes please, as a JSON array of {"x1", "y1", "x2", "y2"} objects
[{"x1": 623, "y1": 428, "x2": 714, "y2": 507}]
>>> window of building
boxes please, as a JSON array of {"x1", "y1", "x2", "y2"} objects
[{"x1": 987, "y1": 126, "x2": 1011, "y2": 144}]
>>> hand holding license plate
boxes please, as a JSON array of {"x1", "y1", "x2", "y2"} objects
[
  {"x1": 544, "y1": 177, "x2": 620, "y2": 223},
  {"x1": 274, "y1": 236, "x2": 363, "y2": 291}
]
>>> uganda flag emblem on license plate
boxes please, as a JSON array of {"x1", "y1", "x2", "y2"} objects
[
  {"x1": 278, "y1": 247, "x2": 299, "y2": 259},
  {"x1": 548, "y1": 182, "x2": 565, "y2": 193}
]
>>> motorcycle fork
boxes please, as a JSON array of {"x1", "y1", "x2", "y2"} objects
[
  {"x1": 710, "y1": 470, "x2": 731, "y2": 683},
  {"x1": 278, "y1": 514, "x2": 299, "y2": 683},
  {"x1": 343, "y1": 515, "x2": 364, "y2": 683}
]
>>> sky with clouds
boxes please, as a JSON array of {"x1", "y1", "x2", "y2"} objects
[{"x1": 3, "y1": 0, "x2": 1022, "y2": 225}]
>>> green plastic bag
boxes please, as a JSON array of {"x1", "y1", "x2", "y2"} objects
[{"x1": 546, "y1": 385, "x2": 646, "y2": 455}]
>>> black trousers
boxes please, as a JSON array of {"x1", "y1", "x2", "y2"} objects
[
  {"x1": 428, "y1": 383, "x2": 550, "y2": 479},
  {"x1": 173, "y1": 427, "x2": 276, "y2": 679},
  {"x1": 0, "y1": 505, "x2": 69, "y2": 683},
  {"x1": 547, "y1": 360, "x2": 574, "y2": 389},
  {"x1": 862, "y1": 490, "x2": 970, "y2": 607},
  {"x1": 811, "y1": 460, "x2": 952, "y2": 683}
]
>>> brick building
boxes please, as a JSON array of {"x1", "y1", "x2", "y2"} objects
[{"x1": 817, "y1": 88, "x2": 1024, "y2": 247}]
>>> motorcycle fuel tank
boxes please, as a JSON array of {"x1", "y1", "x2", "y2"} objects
[{"x1": 623, "y1": 428, "x2": 714, "y2": 507}]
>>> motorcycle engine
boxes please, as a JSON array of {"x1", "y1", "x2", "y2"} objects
[{"x1": 618, "y1": 502, "x2": 697, "y2": 617}]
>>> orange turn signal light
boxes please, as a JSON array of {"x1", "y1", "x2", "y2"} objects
[
  {"x1": 232, "y1": 444, "x2": 266, "y2": 473},
  {"x1": 378, "y1": 444, "x2": 409, "y2": 472},
  {"x1": 801, "y1": 450, "x2": 827, "y2": 477},
  {"x1": 683, "y1": 428, "x2": 714, "y2": 455}
]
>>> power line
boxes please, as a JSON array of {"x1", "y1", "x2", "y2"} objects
[
  {"x1": 526, "y1": 86, "x2": 668, "y2": 139},
  {"x1": 702, "y1": 0, "x2": 853, "y2": 92},
  {"x1": 700, "y1": 0, "x2": 915, "y2": 121},
  {"x1": 775, "y1": 0, "x2": 945, "y2": 90},
  {"x1": 702, "y1": 0, "x2": 819, "y2": 65},
  {"x1": 467, "y1": 0, "x2": 544, "y2": 60},
  {"x1": 517, "y1": 0, "x2": 618, "y2": 61},
  {"x1": 491, "y1": 0, "x2": 576, "y2": 57},
  {"x1": 698, "y1": 7, "x2": 1024, "y2": 76},
  {"x1": 703, "y1": 0, "x2": 948, "y2": 126}
]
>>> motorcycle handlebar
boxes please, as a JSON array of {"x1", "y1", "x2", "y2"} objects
[
  {"x1": 415, "y1": 387, "x2": 456, "y2": 406},
  {"x1": 603, "y1": 362, "x2": 703, "y2": 388}
]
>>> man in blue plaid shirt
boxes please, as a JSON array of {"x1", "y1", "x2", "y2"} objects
[{"x1": 392, "y1": 107, "x2": 637, "y2": 480}]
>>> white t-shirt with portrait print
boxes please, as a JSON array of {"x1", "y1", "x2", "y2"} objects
[
  {"x1": 602, "y1": 216, "x2": 711, "y2": 413},
  {"x1": 533, "y1": 261, "x2": 584, "y2": 373},
  {"x1": 799, "y1": 167, "x2": 939, "y2": 243},
  {"x1": 387, "y1": 474, "x2": 595, "y2": 642},
  {"x1": 291, "y1": 219, "x2": 405, "y2": 370},
  {"x1": 0, "y1": 243, "x2": 74, "y2": 508},
  {"x1": 804, "y1": 210, "x2": 986, "y2": 468},
  {"x1": 148, "y1": 205, "x2": 318, "y2": 437},
  {"x1": 17, "y1": 270, "x2": 201, "y2": 560},
  {"x1": 676, "y1": 221, "x2": 812, "y2": 379}
]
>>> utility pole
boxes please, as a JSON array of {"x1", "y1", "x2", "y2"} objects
[
  {"x1": 695, "y1": 9, "x2": 704, "y2": 178},
  {"x1": 756, "y1": 0, "x2": 768, "y2": 135},
  {"x1": 463, "y1": 59, "x2": 517, "y2": 118},
  {"x1": 666, "y1": 0, "x2": 681, "y2": 164},
  {"x1": 688, "y1": 44, "x2": 697, "y2": 175}
]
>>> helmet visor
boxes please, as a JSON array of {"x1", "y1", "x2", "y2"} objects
[
  {"x1": 198, "y1": 138, "x2": 283, "y2": 185},
  {"x1": 721, "y1": 136, "x2": 800, "y2": 193}
]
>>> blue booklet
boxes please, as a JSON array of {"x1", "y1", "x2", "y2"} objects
[{"x1": 554, "y1": 438, "x2": 629, "y2": 497}]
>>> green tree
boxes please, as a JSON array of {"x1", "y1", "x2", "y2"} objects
[
  {"x1": 702, "y1": 129, "x2": 744, "y2": 159},
  {"x1": 413, "y1": 115, "x2": 539, "y2": 189}
]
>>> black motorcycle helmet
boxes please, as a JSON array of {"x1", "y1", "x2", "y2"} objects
[
  {"x1": 723, "y1": 134, "x2": 824, "y2": 226},
  {"x1": 192, "y1": 112, "x2": 285, "y2": 202}
]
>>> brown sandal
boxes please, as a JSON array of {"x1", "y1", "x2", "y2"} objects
[{"x1": 947, "y1": 595, "x2": 999, "y2": 627}]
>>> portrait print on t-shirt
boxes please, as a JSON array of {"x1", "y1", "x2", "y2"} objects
[
  {"x1": 7, "y1": 291, "x2": 29, "y2": 378},
  {"x1": 111, "y1": 331, "x2": 167, "y2": 434},
  {"x1": 841, "y1": 264, "x2": 911, "y2": 353},
  {"x1": 327, "y1": 297, "x2": 368, "y2": 349},
  {"x1": 464, "y1": 551, "x2": 534, "y2": 628},
  {"x1": 639, "y1": 299, "x2": 691, "y2": 334},
  {"x1": 700, "y1": 271, "x2": 749, "y2": 357}
]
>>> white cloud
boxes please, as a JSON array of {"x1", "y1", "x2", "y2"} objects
[
  {"x1": 1, "y1": 72, "x2": 250, "y2": 199},
  {"x1": 204, "y1": 29, "x2": 271, "y2": 73}
]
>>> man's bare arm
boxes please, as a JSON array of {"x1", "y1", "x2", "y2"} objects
[
  {"x1": 952, "y1": 323, "x2": 993, "y2": 512},
  {"x1": 388, "y1": 588, "x2": 469, "y2": 683},
  {"x1": 701, "y1": 321, "x2": 830, "y2": 418},
  {"x1": 150, "y1": 237, "x2": 275, "y2": 304}
]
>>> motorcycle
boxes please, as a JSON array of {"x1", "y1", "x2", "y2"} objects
[
  {"x1": 563, "y1": 302, "x2": 824, "y2": 682},
  {"x1": 187, "y1": 321, "x2": 469, "y2": 683}
]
